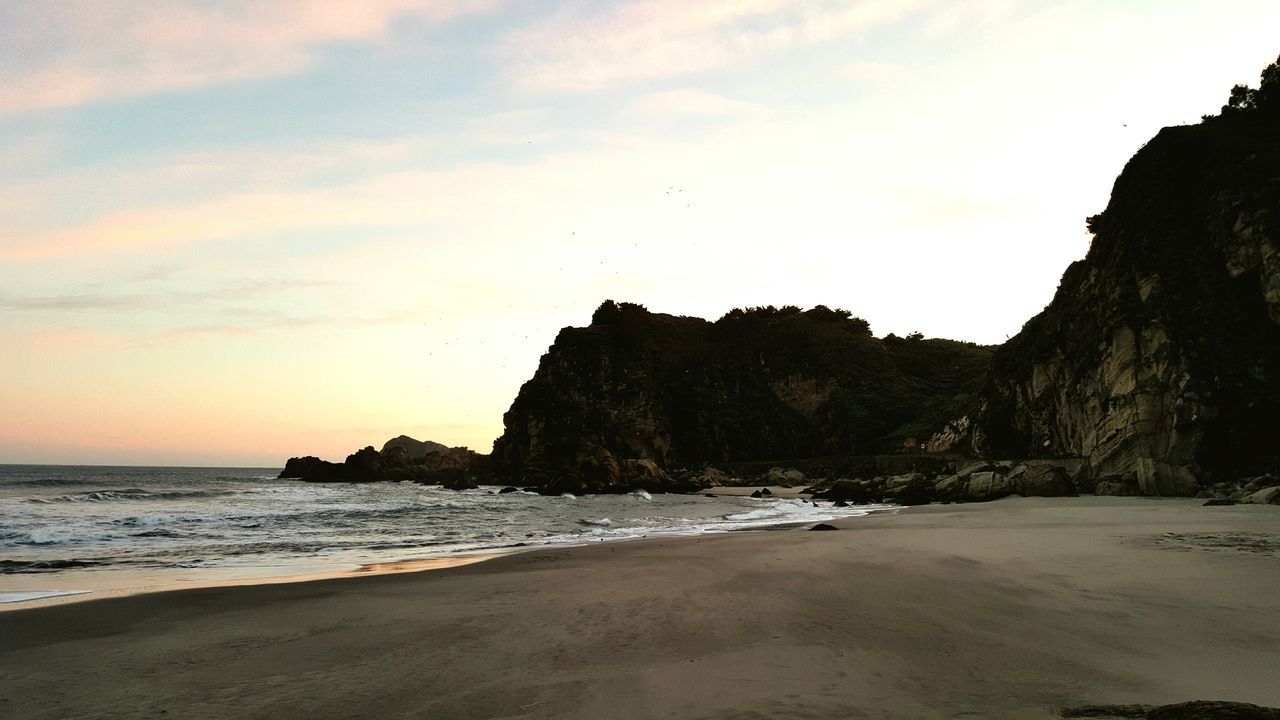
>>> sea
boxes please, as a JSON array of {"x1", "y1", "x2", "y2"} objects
[{"x1": 0, "y1": 464, "x2": 889, "y2": 606}]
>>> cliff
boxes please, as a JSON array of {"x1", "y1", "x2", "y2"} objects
[
  {"x1": 492, "y1": 303, "x2": 992, "y2": 491},
  {"x1": 977, "y1": 111, "x2": 1280, "y2": 494}
]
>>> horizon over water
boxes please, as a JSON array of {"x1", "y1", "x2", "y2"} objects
[{"x1": 0, "y1": 464, "x2": 890, "y2": 607}]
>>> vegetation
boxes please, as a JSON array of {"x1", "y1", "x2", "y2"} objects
[{"x1": 1220, "y1": 53, "x2": 1280, "y2": 115}]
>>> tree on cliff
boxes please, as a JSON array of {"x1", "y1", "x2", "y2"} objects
[{"x1": 1222, "y1": 53, "x2": 1280, "y2": 115}]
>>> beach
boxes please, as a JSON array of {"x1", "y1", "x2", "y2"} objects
[{"x1": 3, "y1": 496, "x2": 1278, "y2": 719}]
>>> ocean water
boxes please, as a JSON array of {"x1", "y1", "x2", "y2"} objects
[{"x1": 0, "y1": 465, "x2": 891, "y2": 604}]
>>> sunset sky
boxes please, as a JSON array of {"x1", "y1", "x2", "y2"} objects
[{"x1": 3, "y1": 1, "x2": 1278, "y2": 466}]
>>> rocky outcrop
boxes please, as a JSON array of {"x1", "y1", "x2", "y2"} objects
[
  {"x1": 279, "y1": 436, "x2": 483, "y2": 484},
  {"x1": 977, "y1": 108, "x2": 1280, "y2": 495},
  {"x1": 493, "y1": 302, "x2": 991, "y2": 491}
]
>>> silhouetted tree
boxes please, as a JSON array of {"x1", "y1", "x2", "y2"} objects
[{"x1": 1221, "y1": 54, "x2": 1280, "y2": 115}]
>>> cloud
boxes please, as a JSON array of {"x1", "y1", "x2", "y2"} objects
[
  {"x1": 506, "y1": 0, "x2": 932, "y2": 92},
  {"x1": 0, "y1": 278, "x2": 326, "y2": 313},
  {"x1": 629, "y1": 89, "x2": 764, "y2": 116},
  {"x1": 0, "y1": 0, "x2": 502, "y2": 114}
]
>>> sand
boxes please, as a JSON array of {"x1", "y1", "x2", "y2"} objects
[{"x1": 2, "y1": 496, "x2": 1278, "y2": 719}]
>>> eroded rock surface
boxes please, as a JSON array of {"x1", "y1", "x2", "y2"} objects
[{"x1": 978, "y1": 112, "x2": 1280, "y2": 494}]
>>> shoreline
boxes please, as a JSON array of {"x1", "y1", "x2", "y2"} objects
[
  {"x1": 0, "y1": 486, "x2": 880, "y2": 612},
  {"x1": 3, "y1": 496, "x2": 1278, "y2": 719}
]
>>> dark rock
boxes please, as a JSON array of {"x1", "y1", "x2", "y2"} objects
[
  {"x1": 1063, "y1": 704, "x2": 1154, "y2": 718},
  {"x1": 442, "y1": 475, "x2": 478, "y2": 491},
  {"x1": 882, "y1": 473, "x2": 934, "y2": 506},
  {"x1": 279, "y1": 436, "x2": 484, "y2": 484},
  {"x1": 759, "y1": 467, "x2": 805, "y2": 486},
  {"x1": 279, "y1": 456, "x2": 345, "y2": 482},
  {"x1": 1063, "y1": 700, "x2": 1280, "y2": 719},
  {"x1": 812, "y1": 479, "x2": 871, "y2": 504},
  {"x1": 491, "y1": 302, "x2": 993, "y2": 488},
  {"x1": 749, "y1": 490, "x2": 763, "y2": 498},
  {"x1": 758, "y1": 487, "x2": 773, "y2": 496},
  {"x1": 966, "y1": 471, "x2": 1013, "y2": 501},
  {"x1": 1009, "y1": 463, "x2": 1076, "y2": 497},
  {"x1": 1094, "y1": 473, "x2": 1141, "y2": 497},
  {"x1": 499, "y1": 486, "x2": 519, "y2": 494},
  {"x1": 1243, "y1": 486, "x2": 1280, "y2": 505},
  {"x1": 978, "y1": 104, "x2": 1280, "y2": 496},
  {"x1": 1147, "y1": 700, "x2": 1280, "y2": 719},
  {"x1": 809, "y1": 523, "x2": 838, "y2": 531},
  {"x1": 1203, "y1": 497, "x2": 1237, "y2": 506},
  {"x1": 833, "y1": 499, "x2": 849, "y2": 507}
]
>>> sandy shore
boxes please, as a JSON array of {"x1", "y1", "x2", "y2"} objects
[{"x1": 2, "y1": 497, "x2": 1278, "y2": 719}]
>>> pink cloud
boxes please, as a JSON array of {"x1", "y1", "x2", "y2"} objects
[
  {"x1": 507, "y1": 0, "x2": 933, "y2": 93},
  {"x1": 0, "y1": 0, "x2": 502, "y2": 114}
]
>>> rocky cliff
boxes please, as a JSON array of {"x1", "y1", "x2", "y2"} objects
[
  {"x1": 976, "y1": 110, "x2": 1280, "y2": 494},
  {"x1": 492, "y1": 303, "x2": 992, "y2": 491}
]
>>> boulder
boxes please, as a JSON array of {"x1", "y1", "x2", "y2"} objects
[
  {"x1": 760, "y1": 467, "x2": 806, "y2": 486},
  {"x1": 499, "y1": 486, "x2": 519, "y2": 494},
  {"x1": 967, "y1": 471, "x2": 1013, "y2": 501},
  {"x1": 618, "y1": 458, "x2": 671, "y2": 490},
  {"x1": 812, "y1": 479, "x2": 871, "y2": 505},
  {"x1": 1203, "y1": 498, "x2": 1237, "y2": 506},
  {"x1": 578, "y1": 449, "x2": 622, "y2": 491},
  {"x1": 809, "y1": 523, "x2": 838, "y2": 531},
  {"x1": 883, "y1": 473, "x2": 933, "y2": 506},
  {"x1": 934, "y1": 474, "x2": 967, "y2": 501},
  {"x1": 1009, "y1": 464, "x2": 1076, "y2": 497},
  {"x1": 691, "y1": 467, "x2": 731, "y2": 487},
  {"x1": 1242, "y1": 486, "x2": 1280, "y2": 505},
  {"x1": 1094, "y1": 473, "x2": 1140, "y2": 496}
]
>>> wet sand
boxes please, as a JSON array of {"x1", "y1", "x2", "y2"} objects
[{"x1": 2, "y1": 497, "x2": 1278, "y2": 719}]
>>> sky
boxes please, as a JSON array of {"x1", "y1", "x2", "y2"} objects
[{"x1": 2, "y1": 1, "x2": 1278, "y2": 467}]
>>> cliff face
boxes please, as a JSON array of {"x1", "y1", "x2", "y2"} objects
[
  {"x1": 977, "y1": 114, "x2": 1280, "y2": 494},
  {"x1": 493, "y1": 304, "x2": 992, "y2": 489}
]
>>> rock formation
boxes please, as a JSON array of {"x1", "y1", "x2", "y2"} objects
[
  {"x1": 977, "y1": 97, "x2": 1280, "y2": 494},
  {"x1": 492, "y1": 303, "x2": 992, "y2": 492},
  {"x1": 279, "y1": 437, "x2": 483, "y2": 484}
]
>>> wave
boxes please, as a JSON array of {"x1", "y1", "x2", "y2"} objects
[
  {"x1": 577, "y1": 517, "x2": 613, "y2": 527},
  {"x1": 0, "y1": 559, "x2": 106, "y2": 573},
  {"x1": 34, "y1": 488, "x2": 237, "y2": 503}
]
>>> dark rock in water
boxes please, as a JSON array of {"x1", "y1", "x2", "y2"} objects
[
  {"x1": 809, "y1": 523, "x2": 838, "y2": 531},
  {"x1": 833, "y1": 499, "x2": 848, "y2": 507},
  {"x1": 442, "y1": 475, "x2": 478, "y2": 491},
  {"x1": 279, "y1": 436, "x2": 485, "y2": 484},
  {"x1": 491, "y1": 301, "x2": 992, "y2": 493},
  {"x1": 703, "y1": 493, "x2": 716, "y2": 498},
  {"x1": 279, "y1": 456, "x2": 346, "y2": 482},
  {"x1": 1202, "y1": 497, "x2": 1237, "y2": 506},
  {"x1": 499, "y1": 486, "x2": 519, "y2": 494},
  {"x1": 758, "y1": 487, "x2": 773, "y2": 496},
  {"x1": 749, "y1": 490, "x2": 763, "y2": 498},
  {"x1": 1063, "y1": 700, "x2": 1280, "y2": 719},
  {"x1": 978, "y1": 77, "x2": 1280, "y2": 495}
]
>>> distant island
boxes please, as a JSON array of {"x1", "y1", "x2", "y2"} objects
[{"x1": 282, "y1": 56, "x2": 1280, "y2": 507}]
